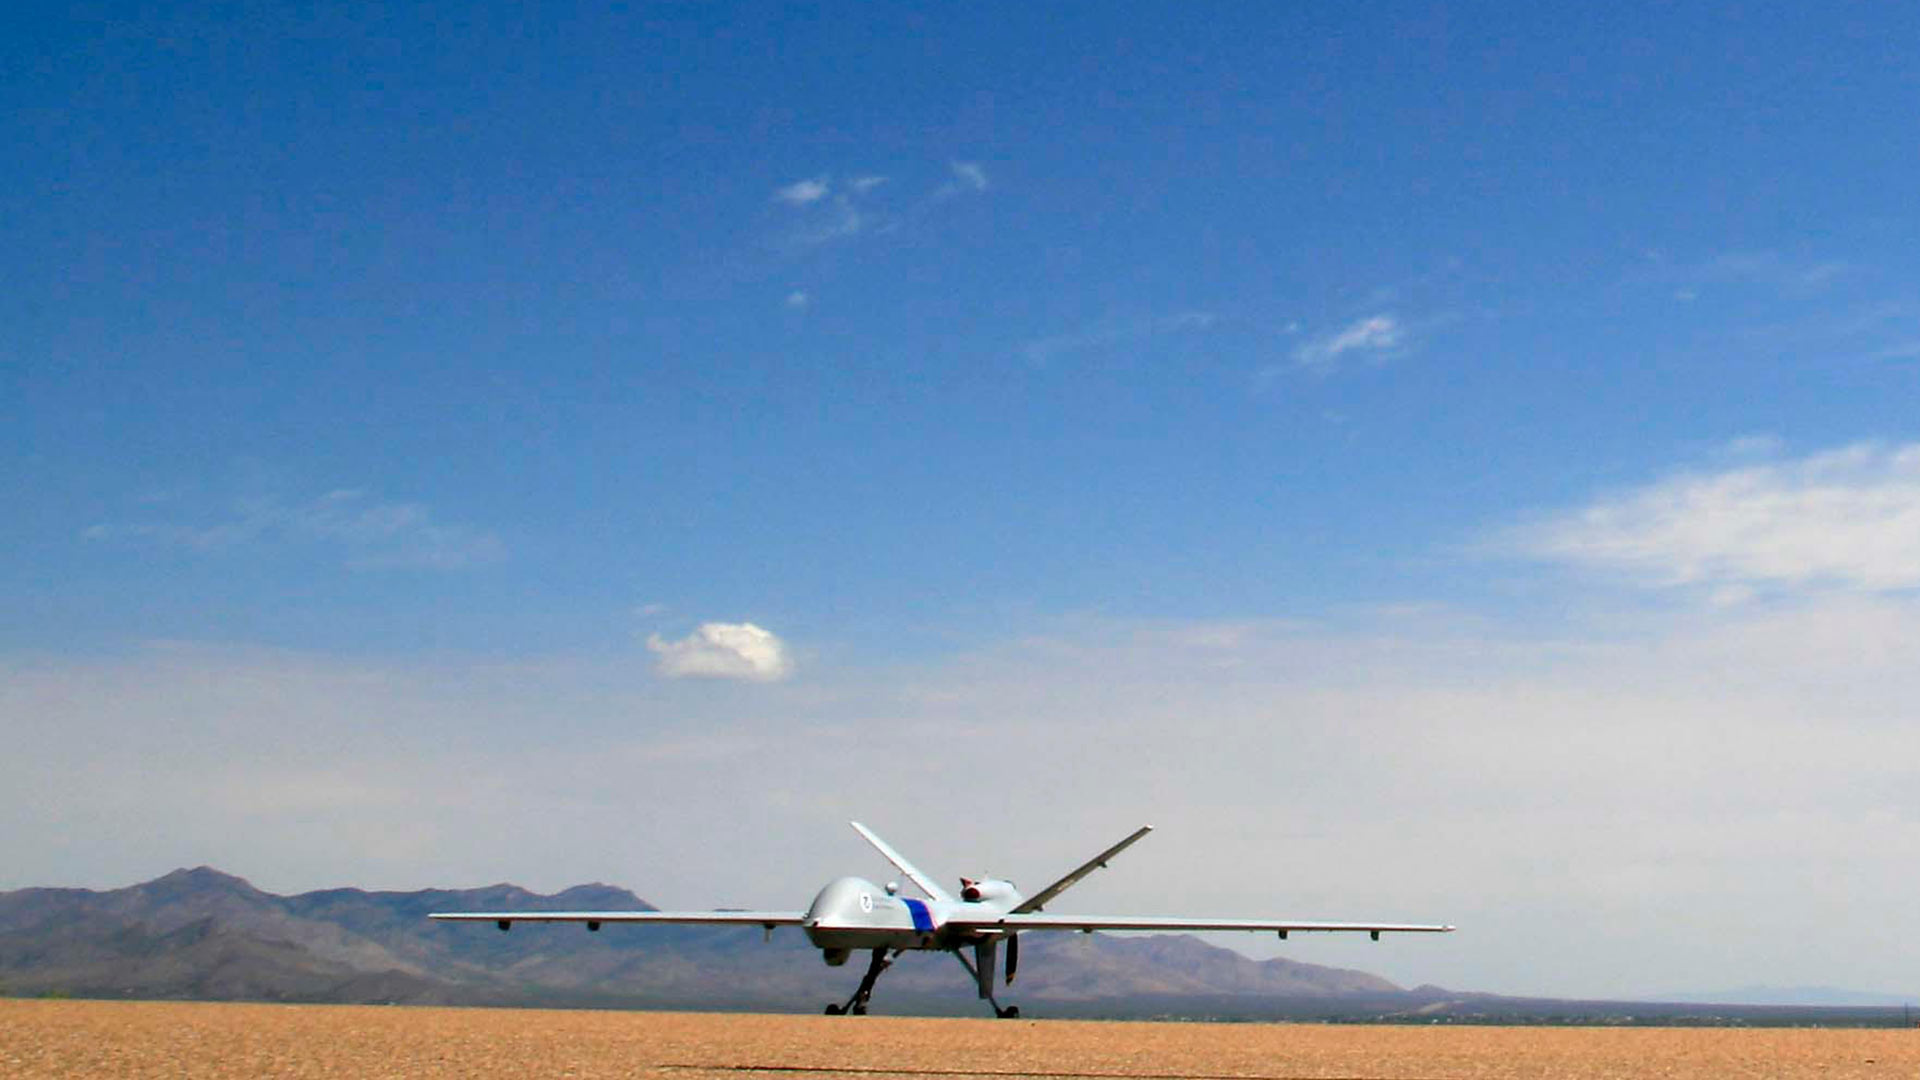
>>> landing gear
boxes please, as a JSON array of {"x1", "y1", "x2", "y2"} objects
[
  {"x1": 952, "y1": 942, "x2": 1021, "y2": 1019},
  {"x1": 824, "y1": 944, "x2": 1025, "y2": 1019},
  {"x1": 826, "y1": 948, "x2": 897, "y2": 1016}
]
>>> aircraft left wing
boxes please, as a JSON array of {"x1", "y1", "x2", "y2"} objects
[
  {"x1": 947, "y1": 913, "x2": 1455, "y2": 938},
  {"x1": 428, "y1": 910, "x2": 806, "y2": 929}
]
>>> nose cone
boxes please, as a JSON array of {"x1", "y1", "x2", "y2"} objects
[
  {"x1": 803, "y1": 876, "x2": 882, "y2": 951},
  {"x1": 804, "y1": 876, "x2": 875, "y2": 927}
]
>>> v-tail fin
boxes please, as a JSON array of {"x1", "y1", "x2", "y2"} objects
[{"x1": 849, "y1": 821, "x2": 954, "y2": 903}]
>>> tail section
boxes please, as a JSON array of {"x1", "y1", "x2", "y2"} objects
[{"x1": 849, "y1": 821, "x2": 954, "y2": 903}]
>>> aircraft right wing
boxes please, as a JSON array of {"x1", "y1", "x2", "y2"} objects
[
  {"x1": 950, "y1": 912, "x2": 1455, "y2": 939},
  {"x1": 428, "y1": 910, "x2": 806, "y2": 929}
]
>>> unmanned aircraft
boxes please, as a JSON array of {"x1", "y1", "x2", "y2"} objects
[{"x1": 430, "y1": 822, "x2": 1453, "y2": 1018}]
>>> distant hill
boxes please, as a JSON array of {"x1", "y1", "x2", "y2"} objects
[
  {"x1": 1649, "y1": 986, "x2": 1918, "y2": 1008},
  {"x1": 0, "y1": 868, "x2": 1410, "y2": 1016}
]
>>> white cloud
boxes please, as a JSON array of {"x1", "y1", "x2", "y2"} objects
[
  {"x1": 773, "y1": 162, "x2": 988, "y2": 252},
  {"x1": 1700, "y1": 251, "x2": 1848, "y2": 291},
  {"x1": 1022, "y1": 310, "x2": 1218, "y2": 365},
  {"x1": 1292, "y1": 314, "x2": 1402, "y2": 372},
  {"x1": 1646, "y1": 250, "x2": 1853, "y2": 308},
  {"x1": 1720, "y1": 434, "x2": 1785, "y2": 459},
  {"x1": 647, "y1": 622, "x2": 794, "y2": 682},
  {"x1": 1505, "y1": 441, "x2": 1920, "y2": 592},
  {"x1": 780, "y1": 192, "x2": 872, "y2": 248},
  {"x1": 932, "y1": 161, "x2": 992, "y2": 201},
  {"x1": 950, "y1": 161, "x2": 989, "y2": 191},
  {"x1": 82, "y1": 489, "x2": 504, "y2": 570},
  {"x1": 771, "y1": 174, "x2": 894, "y2": 247},
  {"x1": 773, "y1": 177, "x2": 830, "y2": 205}
]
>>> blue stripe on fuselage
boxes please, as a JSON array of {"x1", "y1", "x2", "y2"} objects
[{"x1": 903, "y1": 898, "x2": 933, "y2": 933}]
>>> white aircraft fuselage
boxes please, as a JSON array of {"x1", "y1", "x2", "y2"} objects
[{"x1": 803, "y1": 875, "x2": 1020, "y2": 960}]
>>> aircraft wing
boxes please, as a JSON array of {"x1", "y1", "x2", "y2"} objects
[
  {"x1": 428, "y1": 910, "x2": 806, "y2": 928},
  {"x1": 1012, "y1": 824, "x2": 1153, "y2": 914},
  {"x1": 947, "y1": 913, "x2": 1455, "y2": 937}
]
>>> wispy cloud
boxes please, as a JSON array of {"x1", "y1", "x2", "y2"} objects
[
  {"x1": 949, "y1": 161, "x2": 988, "y2": 192},
  {"x1": 82, "y1": 489, "x2": 504, "y2": 570},
  {"x1": 931, "y1": 161, "x2": 991, "y2": 202},
  {"x1": 1292, "y1": 314, "x2": 1403, "y2": 373},
  {"x1": 770, "y1": 162, "x2": 989, "y2": 256},
  {"x1": 1701, "y1": 251, "x2": 1849, "y2": 291},
  {"x1": 1022, "y1": 311, "x2": 1217, "y2": 365},
  {"x1": 785, "y1": 290, "x2": 810, "y2": 310},
  {"x1": 772, "y1": 175, "x2": 875, "y2": 248},
  {"x1": 1648, "y1": 250, "x2": 1851, "y2": 301},
  {"x1": 773, "y1": 176, "x2": 830, "y2": 205},
  {"x1": 1501, "y1": 441, "x2": 1920, "y2": 593},
  {"x1": 1651, "y1": 259, "x2": 1920, "y2": 363},
  {"x1": 792, "y1": 199, "x2": 869, "y2": 246},
  {"x1": 647, "y1": 622, "x2": 794, "y2": 682}
]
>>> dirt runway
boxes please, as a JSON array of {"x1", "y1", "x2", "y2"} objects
[{"x1": 4, "y1": 1000, "x2": 1917, "y2": 1079}]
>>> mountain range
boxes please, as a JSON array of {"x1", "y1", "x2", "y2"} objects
[
  {"x1": 0, "y1": 867, "x2": 1425, "y2": 1017},
  {"x1": 6, "y1": 869, "x2": 1911, "y2": 1025}
]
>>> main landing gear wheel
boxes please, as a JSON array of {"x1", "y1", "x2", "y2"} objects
[
  {"x1": 995, "y1": 1005, "x2": 1020, "y2": 1019},
  {"x1": 829, "y1": 948, "x2": 897, "y2": 1016},
  {"x1": 824, "y1": 1004, "x2": 843, "y2": 1015}
]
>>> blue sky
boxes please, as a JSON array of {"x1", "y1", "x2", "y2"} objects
[{"x1": 6, "y1": 2, "x2": 1920, "y2": 999}]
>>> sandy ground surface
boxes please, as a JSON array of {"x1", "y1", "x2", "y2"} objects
[{"x1": 3, "y1": 1000, "x2": 1918, "y2": 1079}]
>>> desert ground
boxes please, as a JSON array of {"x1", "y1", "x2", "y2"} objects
[{"x1": 3, "y1": 1000, "x2": 1917, "y2": 1079}]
